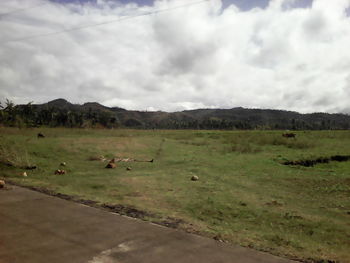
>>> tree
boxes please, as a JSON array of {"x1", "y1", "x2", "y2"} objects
[{"x1": 3, "y1": 99, "x2": 16, "y2": 126}]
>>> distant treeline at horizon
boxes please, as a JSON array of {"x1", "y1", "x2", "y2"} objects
[{"x1": 1, "y1": 98, "x2": 350, "y2": 130}]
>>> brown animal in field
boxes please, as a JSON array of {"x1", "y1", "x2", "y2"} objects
[
  {"x1": 37, "y1": 133, "x2": 45, "y2": 138},
  {"x1": 0, "y1": 180, "x2": 5, "y2": 188},
  {"x1": 105, "y1": 162, "x2": 117, "y2": 169},
  {"x1": 54, "y1": 169, "x2": 66, "y2": 175},
  {"x1": 282, "y1": 133, "x2": 296, "y2": 138}
]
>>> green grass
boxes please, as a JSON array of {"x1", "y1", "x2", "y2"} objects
[{"x1": 0, "y1": 127, "x2": 349, "y2": 262}]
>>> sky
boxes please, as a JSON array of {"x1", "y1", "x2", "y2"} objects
[{"x1": 0, "y1": 0, "x2": 350, "y2": 113}]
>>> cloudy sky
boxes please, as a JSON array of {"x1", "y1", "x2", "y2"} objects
[{"x1": 0, "y1": 0, "x2": 350, "y2": 113}]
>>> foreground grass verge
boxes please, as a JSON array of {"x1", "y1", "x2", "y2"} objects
[{"x1": 0, "y1": 128, "x2": 349, "y2": 262}]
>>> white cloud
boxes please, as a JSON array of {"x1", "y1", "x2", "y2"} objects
[{"x1": 0, "y1": 0, "x2": 350, "y2": 113}]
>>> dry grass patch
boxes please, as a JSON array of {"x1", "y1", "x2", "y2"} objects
[{"x1": 0, "y1": 140, "x2": 31, "y2": 168}]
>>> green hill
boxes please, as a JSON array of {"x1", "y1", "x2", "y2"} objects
[{"x1": 1, "y1": 98, "x2": 349, "y2": 129}]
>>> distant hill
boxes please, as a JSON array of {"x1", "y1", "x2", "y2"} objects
[
  {"x1": 2, "y1": 98, "x2": 350, "y2": 130},
  {"x1": 46, "y1": 98, "x2": 75, "y2": 109}
]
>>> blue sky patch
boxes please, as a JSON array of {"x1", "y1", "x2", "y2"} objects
[{"x1": 50, "y1": 0, "x2": 314, "y2": 11}]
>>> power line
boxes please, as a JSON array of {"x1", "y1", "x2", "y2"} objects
[
  {"x1": 2, "y1": 0, "x2": 210, "y2": 44},
  {"x1": 0, "y1": 2, "x2": 47, "y2": 18}
]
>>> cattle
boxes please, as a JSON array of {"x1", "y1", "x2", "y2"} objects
[
  {"x1": 282, "y1": 133, "x2": 296, "y2": 138},
  {"x1": 105, "y1": 162, "x2": 117, "y2": 169},
  {"x1": 37, "y1": 133, "x2": 45, "y2": 138},
  {"x1": 54, "y1": 169, "x2": 66, "y2": 175}
]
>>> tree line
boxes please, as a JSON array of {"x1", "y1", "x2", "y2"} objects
[
  {"x1": 0, "y1": 100, "x2": 119, "y2": 128},
  {"x1": 1, "y1": 99, "x2": 350, "y2": 130}
]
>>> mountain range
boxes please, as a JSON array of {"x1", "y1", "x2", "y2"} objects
[{"x1": 15, "y1": 98, "x2": 349, "y2": 130}]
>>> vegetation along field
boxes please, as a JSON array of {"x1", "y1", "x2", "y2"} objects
[{"x1": 0, "y1": 128, "x2": 349, "y2": 262}]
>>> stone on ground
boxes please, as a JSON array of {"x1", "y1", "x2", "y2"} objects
[{"x1": 191, "y1": 175, "x2": 199, "y2": 181}]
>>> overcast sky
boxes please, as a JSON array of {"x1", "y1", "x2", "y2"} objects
[{"x1": 0, "y1": 0, "x2": 350, "y2": 113}]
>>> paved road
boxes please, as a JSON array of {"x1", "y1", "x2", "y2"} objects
[{"x1": 0, "y1": 185, "x2": 294, "y2": 263}]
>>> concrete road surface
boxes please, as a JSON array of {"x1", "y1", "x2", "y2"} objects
[{"x1": 0, "y1": 185, "x2": 294, "y2": 263}]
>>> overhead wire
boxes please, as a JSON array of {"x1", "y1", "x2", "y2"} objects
[{"x1": 2, "y1": 0, "x2": 210, "y2": 44}]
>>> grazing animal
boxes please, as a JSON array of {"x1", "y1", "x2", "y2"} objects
[
  {"x1": 282, "y1": 133, "x2": 296, "y2": 138},
  {"x1": 0, "y1": 180, "x2": 5, "y2": 188},
  {"x1": 54, "y1": 169, "x2": 66, "y2": 175},
  {"x1": 105, "y1": 162, "x2": 117, "y2": 169},
  {"x1": 37, "y1": 133, "x2": 45, "y2": 138}
]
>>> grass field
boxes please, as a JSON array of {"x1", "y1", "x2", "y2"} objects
[{"x1": 0, "y1": 127, "x2": 349, "y2": 262}]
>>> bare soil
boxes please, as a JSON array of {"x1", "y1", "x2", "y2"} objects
[{"x1": 283, "y1": 155, "x2": 350, "y2": 167}]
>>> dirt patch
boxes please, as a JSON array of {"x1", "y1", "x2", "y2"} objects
[
  {"x1": 101, "y1": 203, "x2": 154, "y2": 219},
  {"x1": 312, "y1": 259, "x2": 337, "y2": 263},
  {"x1": 101, "y1": 204, "x2": 184, "y2": 228},
  {"x1": 155, "y1": 218, "x2": 185, "y2": 229},
  {"x1": 0, "y1": 162, "x2": 37, "y2": 170},
  {"x1": 265, "y1": 200, "x2": 283, "y2": 207},
  {"x1": 283, "y1": 155, "x2": 350, "y2": 167},
  {"x1": 330, "y1": 155, "x2": 350, "y2": 162}
]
